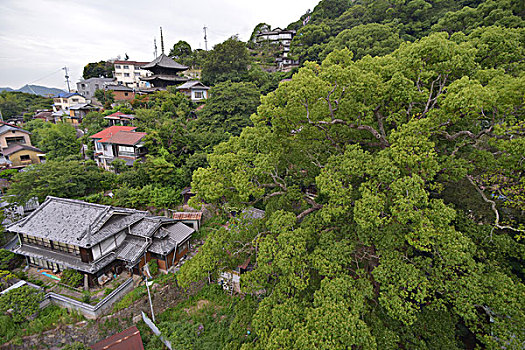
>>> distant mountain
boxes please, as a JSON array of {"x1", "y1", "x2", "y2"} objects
[
  {"x1": 0, "y1": 84, "x2": 66, "y2": 97},
  {"x1": 16, "y1": 85, "x2": 66, "y2": 97}
]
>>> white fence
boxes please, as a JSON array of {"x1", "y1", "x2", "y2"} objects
[{"x1": 40, "y1": 277, "x2": 134, "y2": 319}]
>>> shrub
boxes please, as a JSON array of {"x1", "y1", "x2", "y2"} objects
[
  {"x1": 82, "y1": 291, "x2": 90, "y2": 303},
  {"x1": 61, "y1": 269, "x2": 83, "y2": 288},
  {"x1": 148, "y1": 260, "x2": 159, "y2": 277},
  {"x1": 0, "y1": 249, "x2": 21, "y2": 270},
  {"x1": 0, "y1": 285, "x2": 43, "y2": 323}
]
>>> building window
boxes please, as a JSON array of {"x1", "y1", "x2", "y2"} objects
[
  {"x1": 22, "y1": 234, "x2": 80, "y2": 256},
  {"x1": 124, "y1": 92, "x2": 129, "y2": 96},
  {"x1": 124, "y1": 73, "x2": 130, "y2": 77},
  {"x1": 6, "y1": 136, "x2": 26, "y2": 146},
  {"x1": 194, "y1": 91, "x2": 203, "y2": 99},
  {"x1": 115, "y1": 73, "x2": 122, "y2": 76},
  {"x1": 115, "y1": 65, "x2": 121, "y2": 69},
  {"x1": 20, "y1": 155, "x2": 30, "y2": 161},
  {"x1": 123, "y1": 65, "x2": 129, "y2": 69},
  {"x1": 135, "y1": 72, "x2": 140, "y2": 76},
  {"x1": 118, "y1": 145, "x2": 135, "y2": 157}
]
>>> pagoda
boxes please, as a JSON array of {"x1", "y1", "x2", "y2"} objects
[{"x1": 140, "y1": 54, "x2": 189, "y2": 89}]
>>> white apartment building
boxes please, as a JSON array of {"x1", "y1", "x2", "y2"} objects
[{"x1": 113, "y1": 60, "x2": 152, "y2": 88}]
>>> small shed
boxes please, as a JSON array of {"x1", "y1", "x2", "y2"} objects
[{"x1": 172, "y1": 212, "x2": 202, "y2": 231}]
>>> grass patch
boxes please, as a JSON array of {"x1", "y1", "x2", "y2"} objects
[
  {"x1": 113, "y1": 285, "x2": 147, "y2": 312},
  {"x1": 0, "y1": 305, "x2": 84, "y2": 344},
  {"x1": 141, "y1": 284, "x2": 256, "y2": 350}
]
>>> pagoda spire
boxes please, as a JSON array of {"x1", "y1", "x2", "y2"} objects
[{"x1": 160, "y1": 27, "x2": 165, "y2": 55}]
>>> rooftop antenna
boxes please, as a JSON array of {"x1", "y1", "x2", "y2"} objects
[
  {"x1": 63, "y1": 67, "x2": 71, "y2": 92},
  {"x1": 203, "y1": 26, "x2": 208, "y2": 51},
  {"x1": 160, "y1": 27, "x2": 165, "y2": 55},
  {"x1": 154, "y1": 38, "x2": 158, "y2": 58}
]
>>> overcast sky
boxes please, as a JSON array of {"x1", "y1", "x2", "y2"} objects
[{"x1": 0, "y1": 0, "x2": 319, "y2": 90}]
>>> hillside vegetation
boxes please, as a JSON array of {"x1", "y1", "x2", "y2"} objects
[{"x1": 175, "y1": 1, "x2": 525, "y2": 349}]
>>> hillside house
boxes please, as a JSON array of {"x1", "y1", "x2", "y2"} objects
[
  {"x1": 256, "y1": 28, "x2": 299, "y2": 72},
  {"x1": 52, "y1": 92, "x2": 87, "y2": 113},
  {"x1": 105, "y1": 85, "x2": 135, "y2": 101},
  {"x1": 2, "y1": 144, "x2": 45, "y2": 168},
  {"x1": 0, "y1": 122, "x2": 44, "y2": 168},
  {"x1": 90, "y1": 126, "x2": 147, "y2": 170},
  {"x1": 33, "y1": 110, "x2": 55, "y2": 123},
  {"x1": 0, "y1": 122, "x2": 32, "y2": 148},
  {"x1": 176, "y1": 81, "x2": 210, "y2": 102},
  {"x1": 8, "y1": 197, "x2": 195, "y2": 288},
  {"x1": 76, "y1": 77, "x2": 115, "y2": 100},
  {"x1": 67, "y1": 103, "x2": 100, "y2": 125},
  {"x1": 104, "y1": 111, "x2": 135, "y2": 126}
]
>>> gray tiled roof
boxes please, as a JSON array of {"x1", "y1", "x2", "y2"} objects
[
  {"x1": 116, "y1": 236, "x2": 149, "y2": 264},
  {"x1": 13, "y1": 244, "x2": 116, "y2": 274},
  {"x1": 7, "y1": 197, "x2": 146, "y2": 248},
  {"x1": 148, "y1": 222, "x2": 194, "y2": 255},
  {"x1": 0, "y1": 123, "x2": 30, "y2": 136},
  {"x1": 128, "y1": 216, "x2": 173, "y2": 238},
  {"x1": 142, "y1": 54, "x2": 188, "y2": 70},
  {"x1": 176, "y1": 81, "x2": 210, "y2": 90}
]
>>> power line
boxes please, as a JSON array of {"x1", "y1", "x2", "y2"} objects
[{"x1": 26, "y1": 67, "x2": 63, "y2": 86}]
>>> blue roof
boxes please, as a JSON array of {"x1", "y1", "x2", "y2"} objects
[{"x1": 54, "y1": 92, "x2": 82, "y2": 98}]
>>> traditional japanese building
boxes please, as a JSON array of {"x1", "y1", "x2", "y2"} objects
[
  {"x1": 140, "y1": 54, "x2": 189, "y2": 89},
  {"x1": 8, "y1": 197, "x2": 195, "y2": 288}
]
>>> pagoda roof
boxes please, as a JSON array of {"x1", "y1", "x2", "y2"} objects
[
  {"x1": 141, "y1": 75, "x2": 188, "y2": 82},
  {"x1": 142, "y1": 54, "x2": 188, "y2": 71}
]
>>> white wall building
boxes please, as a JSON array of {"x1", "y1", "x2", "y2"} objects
[{"x1": 113, "y1": 60, "x2": 152, "y2": 88}]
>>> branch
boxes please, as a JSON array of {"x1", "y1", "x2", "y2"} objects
[
  {"x1": 467, "y1": 175, "x2": 525, "y2": 239},
  {"x1": 312, "y1": 119, "x2": 390, "y2": 148},
  {"x1": 374, "y1": 106, "x2": 387, "y2": 140},
  {"x1": 438, "y1": 125, "x2": 493, "y2": 141},
  {"x1": 296, "y1": 196, "x2": 323, "y2": 223}
]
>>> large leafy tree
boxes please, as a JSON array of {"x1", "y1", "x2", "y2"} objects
[
  {"x1": 181, "y1": 29, "x2": 525, "y2": 348},
  {"x1": 7, "y1": 160, "x2": 115, "y2": 204},
  {"x1": 36, "y1": 123, "x2": 80, "y2": 160},
  {"x1": 169, "y1": 40, "x2": 192, "y2": 60},
  {"x1": 191, "y1": 81, "x2": 261, "y2": 136},
  {"x1": 82, "y1": 61, "x2": 114, "y2": 79},
  {"x1": 201, "y1": 37, "x2": 251, "y2": 85}
]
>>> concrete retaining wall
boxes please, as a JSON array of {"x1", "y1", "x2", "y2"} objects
[{"x1": 40, "y1": 277, "x2": 134, "y2": 319}]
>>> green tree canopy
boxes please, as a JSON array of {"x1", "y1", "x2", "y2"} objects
[
  {"x1": 36, "y1": 123, "x2": 80, "y2": 160},
  {"x1": 201, "y1": 37, "x2": 251, "y2": 85},
  {"x1": 191, "y1": 81, "x2": 261, "y2": 136},
  {"x1": 321, "y1": 23, "x2": 403, "y2": 60},
  {"x1": 82, "y1": 61, "x2": 114, "y2": 79},
  {"x1": 7, "y1": 160, "x2": 115, "y2": 204},
  {"x1": 182, "y1": 30, "x2": 525, "y2": 349},
  {"x1": 169, "y1": 40, "x2": 192, "y2": 59}
]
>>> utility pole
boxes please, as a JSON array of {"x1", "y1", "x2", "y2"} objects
[
  {"x1": 62, "y1": 67, "x2": 71, "y2": 92},
  {"x1": 160, "y1": 27, "x2": 165, "y2": 55},
  {"x1": 203, "y1": 26, "x2": 208, "y2": 51},
  {"x1": 145, "y1": 276, "x2": 156, "y2": 323}
]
